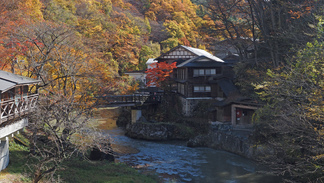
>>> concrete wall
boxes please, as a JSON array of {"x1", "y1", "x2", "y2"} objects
[
  {"x1": 131, "y1": 109, "x2": 142, "y2": 124},
  {"x1": 0, "y1": 138, "x2": 9, "y2": 172},
  {"x1": 0, "y1": 118, "x2": 28, "y2": 172}
]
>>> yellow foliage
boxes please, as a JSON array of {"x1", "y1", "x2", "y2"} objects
[{"x1": 21, "y1": 0, "x2": 44, "y2": 21}]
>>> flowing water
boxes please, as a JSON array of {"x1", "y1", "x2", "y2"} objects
[{"x1": 94, "y1": 108, "x2": 281, "y2": 183}]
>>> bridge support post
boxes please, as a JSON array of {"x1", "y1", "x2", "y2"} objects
[
  {"x1": 0, "y1": 137, "x2": 9, "y2": 172},
  {"x1": 131, "y1": 109, "x2": 142, "y2": 124}
]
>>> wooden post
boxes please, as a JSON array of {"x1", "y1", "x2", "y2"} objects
[{"x1": 231, "y1": 105, "x2": 236, "y2": 126}]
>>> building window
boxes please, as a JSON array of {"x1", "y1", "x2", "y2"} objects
[
  {"x1": 193, "y1": 69, "x2": 217, "y2": 77},
  {"x1": 194, "y1": 86, "x2": 211, "y2": 92},
  {"x1": 199, "y1": 69, "x2": 204, "y2": 75},
  {"x1": 206, "y1": 69, "x2": 216, "y2": 75},
  {"x1": 194, "y1": 69, "x2": 199, "y2": 76}
]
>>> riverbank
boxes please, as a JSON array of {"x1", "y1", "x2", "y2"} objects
[
  {"x1": 107, "y1": 126, "x2": 281, "y2": 183},
  {"x1": 0, "y1": 134, "x2": 159, "y2": 183}
]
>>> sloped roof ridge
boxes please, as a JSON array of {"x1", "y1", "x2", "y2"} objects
[
  {"x1": 181, "y1": 45, "x2": 224, "y2": 63},
  {"x1": 0, "y1": 70, "x2": 40, "y2": 85}
]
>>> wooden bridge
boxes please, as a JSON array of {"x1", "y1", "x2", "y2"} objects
[
  {"x1": 97, "y1": 92, "x2": 163, "y2": 123},
  {"x1": 98, "y1": 93, "x2": 163, "y2": 107}
]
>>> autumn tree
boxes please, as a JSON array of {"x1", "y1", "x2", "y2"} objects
[
  {"x1": 0, "y1": 0, "x2": 43, "y2": 70},
  {"x1": 145, "y1": 61, "x2": 177, "y2": 89},
  {"x1": 141, "y1": 0, "x2": 206, "y2": 52},
  {"x1": 7, "y1": 21, "x2": 112, "y2": 182},
  {"x1": 202, "y1": 0, "x2": 319, "y2": 66},
  {"x1": 248, "y1": 0, "x2": 319, "y2": 67},
  {"x1": 199, "y1": 0, "x2": 322, "y2": 101},
  {"x1": 201, "y1": 0, "x2": 256, "y2": 61},
  {"x1": 133, "y1": 42, "x2": 160, "y2": 71}
]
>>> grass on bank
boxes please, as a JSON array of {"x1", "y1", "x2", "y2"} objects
[
  {"x1": 0, "y1": 135, "x2": 158, "y2": 183},
  {"x1": 0, "y1": 136, "x2": 32, "y2": 182},
  {"x1": 58, "y1": 160, "x2": 158, "y2": 183}
]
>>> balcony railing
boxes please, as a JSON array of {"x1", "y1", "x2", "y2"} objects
[{"x1": 0, "y1": 94, "x2": 38, "y2": 125}]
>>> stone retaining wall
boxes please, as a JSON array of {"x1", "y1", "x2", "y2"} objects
[{"x1": 187, "y1": 124, "x2": 273, "y2": 160}]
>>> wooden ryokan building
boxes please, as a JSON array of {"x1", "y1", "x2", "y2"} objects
[{"x1": 150, "y1": 45, "x2": 259, "y2": 126}]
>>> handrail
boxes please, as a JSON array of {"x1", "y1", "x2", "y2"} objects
[
  {"x1": 0, "y1": 94, "x2": 39, "y2": 124},
  {"x1": 100, "y1": 93, "x2": 162, "y2": 105}
]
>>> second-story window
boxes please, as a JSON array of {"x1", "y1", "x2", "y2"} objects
[
  {"x1": 194, "y1": 86, "x2": 211, "y2": 92},
  {"x1": 193, "y1": 69, "x2": 216, "y2": 77},
  {"x1": 205, "y1": 69, "x2": 216, "y2": 75}
]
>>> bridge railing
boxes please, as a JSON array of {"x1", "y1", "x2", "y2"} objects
[{"x1": 99, "y1": 93, "x2": 163, "y2": 105}]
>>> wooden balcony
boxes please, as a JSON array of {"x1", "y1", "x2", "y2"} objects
[{"x1": 0, "y1": 94, "x2": 38, "y2": 125}]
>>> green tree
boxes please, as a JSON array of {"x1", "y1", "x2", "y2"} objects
[{"x1": 253, "y1": 21, "x2": 324, "y2": 182}]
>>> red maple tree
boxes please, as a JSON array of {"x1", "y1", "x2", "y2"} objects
[{"x1": 145, "y1": 61, "x2": 177, "y2": 88}]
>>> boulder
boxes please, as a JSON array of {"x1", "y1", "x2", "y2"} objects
[{"x1": 89, "y1": 147, "x2": 115, "y2": 162}]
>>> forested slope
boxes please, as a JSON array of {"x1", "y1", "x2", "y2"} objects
[{"x1": 0, "y1": 0, "x2": 323, "y2": 182}]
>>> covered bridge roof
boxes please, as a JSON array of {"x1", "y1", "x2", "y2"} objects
[{"x1": 0, "y1": 70, "x2": 40, "y2": 93}]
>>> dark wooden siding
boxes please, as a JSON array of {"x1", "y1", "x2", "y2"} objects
[
  {"x1": 174, "y1": 65, "x2": 233, "y2": 98},
  {"x1": 211, "y1": 84, "x2": 218, "y2": 97}
]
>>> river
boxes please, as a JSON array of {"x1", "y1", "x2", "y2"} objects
[{"x1": 94, "y1": 108, "x2": 280, "y2": 183}]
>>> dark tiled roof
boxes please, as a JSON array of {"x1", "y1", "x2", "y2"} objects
[
  {"x1": 173, "y1": 58, "x2": 188, "y2": 66},
  {"x1": 177, "y1": 56, "x2": 224, "y2": 68},
  {"x1": 183, "y1": 60, "x2": 225, "y2": 67},
  {"x1": 217, "y1": 78, "x2": 239, "y2": 97}
]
